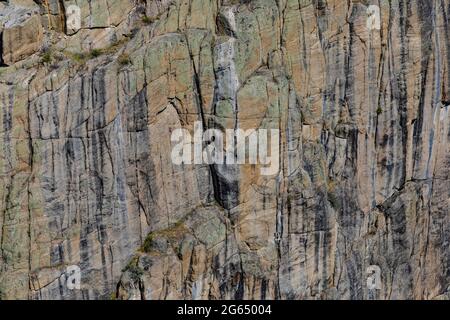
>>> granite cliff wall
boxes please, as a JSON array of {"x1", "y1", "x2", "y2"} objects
[{"x1": 0, "y1": 0, "x2": 449, "y2": 300}]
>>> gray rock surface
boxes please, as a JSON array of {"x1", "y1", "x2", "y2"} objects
[{"x1": 0, "y1": 0, "x2": 449, "y2": 300}]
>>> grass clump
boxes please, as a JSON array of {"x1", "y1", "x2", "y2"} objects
[
  {"x1": 102, "y1": 39, "x2": 128, "y2": 55},
  {"x1": 89, "y1": 48, "x2": 103, "y2": 58},
  {"x1": 65, "y1": 38, "x2": 132, "y2": 65},
  {"x1": 66, "y1": 52, "x2": 87, "y2": 64},
  {"x1": 66, "y1": 49, "x2": 103, "y2": 65},
  {"x1": 142, "y1": 234, "x2": 156, "y2": 253},
  {"x1": 118, "y1": 53, "x2": 131, "y2": 66},
  {"x1": 41, "y1": 51, "x2": 52, "y2": 64},
  {"x1": 376, "y1": 107, "x2": 383, "y2": 115},
  {"x1": 142, "y1": 15, "x2": 154, "y2": 24}
]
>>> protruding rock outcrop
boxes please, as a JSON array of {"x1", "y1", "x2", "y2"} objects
[{"x1": 0, "y1": 4, "x2": 43, "y2": 65}]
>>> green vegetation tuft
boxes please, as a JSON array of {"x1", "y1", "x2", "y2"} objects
[
  {"x1": 127, "y1": 265, "x2": 143, "y2": 283},
  {"x1": 142, "y1": 234, "x2": 156, "y2": 253},
  {"x1": 42, "y1": 51, "x2": 52, "y2": 64},
  {"x1": 67, "y1": 52, "x2": 87, "y2": 64},
  {"x1": 376, "y1": 107, "x2": 383, "y2": 115},
  {"x1": 118, "y1": 53, "x2": 131, "y2": 66},
  {"x1": 65, "y1": 38, "x2": 132, "y2": 66},
  {"x1": 141, "y1": 220, "x2": 187, "y2": 253},
  {"x1": 122, "y1": 256, "x2": 143, "y2": 283},
  {"x1": 89, "y1": 48, "x2": 103, "y2": 58},
  {"x1": 142, "y1": 15, "x2": 154, "y2": 24}
]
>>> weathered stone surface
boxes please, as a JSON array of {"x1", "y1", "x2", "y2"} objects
[
  {"x1": 0, "y1": 0, "x2": 449, "y2": 300},
  {"x1": 0, "y1": 5, "x2": 43, "y2": 65}
]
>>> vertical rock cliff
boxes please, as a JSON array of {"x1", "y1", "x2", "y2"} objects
[{"x1": 0, "y1": 0, "x2": 449, "y2": 300}]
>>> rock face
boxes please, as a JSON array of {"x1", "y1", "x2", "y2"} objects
[
  {"x1": 0, "y1": 4, "x2": 43, "y2": 65},
  {"x1": 0, "y1": 0, "x2": 449, "y2": 300}
]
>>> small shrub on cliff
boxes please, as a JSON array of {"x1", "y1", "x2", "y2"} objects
[
  {"x1": 69, "y1": 52, "x2": 87, "y2": 64},
  {"x1": 118, "y1": 53, "x2": 131, "y2": 66},
  {"x1": 376, "y1": 107, "x2": 383, "y2": 115},
  {"x1": 127, "y1": 265, "x2": 144, "y2": 283},
  {"x1": 89, "y1": 49, "x2": 103, "y2": 58},
  {"x1": 41, "y1": 51, "x2": 52, "y2": 64},
  {"x1": 142, "y1": 15, "x2": 154, "y2": 24},
  {"x1": 142, "y1": 234, "x2": 155, "y2": 253},
  {"x1": 122, "y1": 256, "x2": 144, "y2": 283}
]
